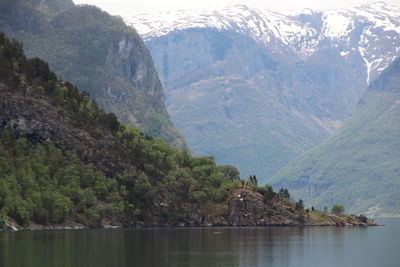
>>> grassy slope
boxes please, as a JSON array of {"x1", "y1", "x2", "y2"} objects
[{"x1": 269, "y1": 60, "x2": 400, "y2": 216}]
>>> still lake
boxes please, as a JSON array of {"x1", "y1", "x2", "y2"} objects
[{"x1": 0, "y1": 218, "x2": 399, "y2": 267}]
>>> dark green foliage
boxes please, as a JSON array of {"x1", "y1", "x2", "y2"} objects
[
  {"x1": 217, "y1": 165, "x2": 241, "y2": 181},
  {"x1": 0, "y1": 132, "x2": 109, "y2": 226},
  {"x1": 0, "y1": 124, "x2": 241, "y2": 227}
]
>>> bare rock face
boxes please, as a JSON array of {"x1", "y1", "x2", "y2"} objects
[
  {"x1": 100, "y1": 35, "x2": 168, "y2": 133},
  {"x1": 101, "y1": 34, "x2": 186, "y2": 149},
  {"x1": 106, "y1": 36, "x2": 163, "y2": 97}
]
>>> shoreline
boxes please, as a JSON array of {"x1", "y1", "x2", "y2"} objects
[{"x1": 0, "y1": 221, "x2": 382, "y2": 232}]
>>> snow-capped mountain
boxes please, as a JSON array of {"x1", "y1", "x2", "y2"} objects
[
  {"x1": 127, "y1": 1, "x2": 400, "y2": 82},
  {"x1": 124, "y1": 1, "x2": 400, "y2": 184}
]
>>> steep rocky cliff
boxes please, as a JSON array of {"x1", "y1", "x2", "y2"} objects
[{"x1": 0, "y1": 0, "x2": 185, "y2": 148}]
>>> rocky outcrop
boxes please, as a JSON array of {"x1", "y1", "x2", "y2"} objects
[
  {"x1": 227, "y1": 186, "x2": 378, "y2": 226},
  {"x1": 229, "y1": 186, "x2": 265, "y2": 226},
  {"x1": 228, "y1": 186, "x2": 302, "y2": 226}
]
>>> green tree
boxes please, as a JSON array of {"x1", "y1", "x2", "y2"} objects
[{"x1": 42, "y1": 192, "x2": 71, "y2": 224}]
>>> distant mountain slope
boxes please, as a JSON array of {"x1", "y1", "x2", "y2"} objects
[
  {"x1": 128, "y1": 2, "x2": 400, "y2": 181},
  {"x1": 0, "y1": 0, "x2": 185, "y2": 148},
  {"x1": 269, "y1": 58, "x2": 400, "y2": 216}
]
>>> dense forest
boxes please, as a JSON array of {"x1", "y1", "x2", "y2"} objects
[
  {"x1": 0, "y1": 33, "x2": 373, "y2": 229},
  {"x1": 0, "y1": 32, "x2": 255, "y2": 228}
]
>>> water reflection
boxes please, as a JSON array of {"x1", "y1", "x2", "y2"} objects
[{"x1": 0, "y1": 218, "x2": 399, "y2": 267}]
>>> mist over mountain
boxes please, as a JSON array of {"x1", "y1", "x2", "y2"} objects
[
  {"x1": 0, "y1": 0, "x2": 186, "y2": 148},
  {"x1": 128, "y1": 2, "x2": 400, "y2": 181}
]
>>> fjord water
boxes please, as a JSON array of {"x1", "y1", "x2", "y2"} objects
[{"x1": 1, "y1": 218, "x2": 399, "y2": 267}]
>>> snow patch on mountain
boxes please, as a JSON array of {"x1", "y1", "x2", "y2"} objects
[
  {"x1": 127, "y1": 5, "x2": 319, "y2": 57},
  {"x1": 127, "y1": 1, "x2": 400, "y2": 80},
  {"x1": 322, "y1": 12, "x2": 353, "y2": 39}
]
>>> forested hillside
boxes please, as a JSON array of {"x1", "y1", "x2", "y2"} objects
[
  {"x1": 0, "y1": 33, "x2": 240, "y2": 227},
  {"x1": 0, "y1": 0, "x2": 185, "y2": 148}
]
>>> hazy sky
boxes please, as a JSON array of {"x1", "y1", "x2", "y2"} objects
[{"x1": 73, "y1": 0, "x2": 399, "y2": 16}]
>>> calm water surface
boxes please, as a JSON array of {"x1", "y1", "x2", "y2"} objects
[{"x1": 0, "y1": 218, "x2": 399, "y2": 267}]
